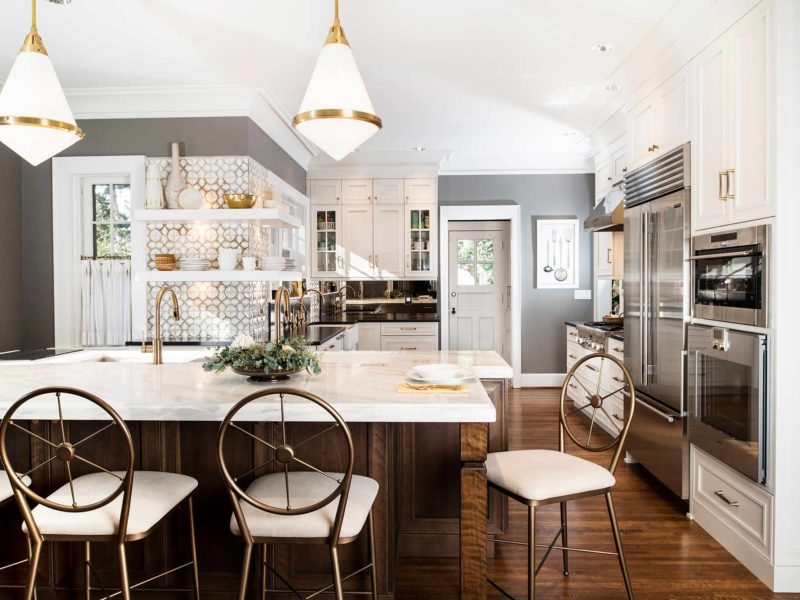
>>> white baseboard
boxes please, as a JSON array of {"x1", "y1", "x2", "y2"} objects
[{"x1": 517, "y1": 373, "x2": 565, "y2": 388}]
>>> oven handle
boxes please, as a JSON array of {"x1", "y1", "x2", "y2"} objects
[{"x1": 687, "y1": 250, "x2": 757, "y2": 261}]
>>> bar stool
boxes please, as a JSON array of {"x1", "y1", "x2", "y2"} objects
[
  {"x1": 0, "y1": 386, "x2": 201, "y2": 600},
  {"x1": 217, "y1": 387, "x2": 379, "y2": 600},
  {"x1": 486, "y1": 353, "x2": 636, "y2": 599}
]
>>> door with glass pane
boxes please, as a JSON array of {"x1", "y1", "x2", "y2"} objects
[
  {"x1": 405, "y1": 204, "x2": 437, "y2": 277},
  {"x1": 81, "y1": 176, "x2": 132, "y2": 257},
  {"x1": 448, "y1": 225, "x2": 509, "y2": 359},
  {"x1": 311, "y1": 206, "x2": 344, "y2": 278}
]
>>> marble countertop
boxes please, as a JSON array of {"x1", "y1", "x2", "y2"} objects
[{"x1": 0, "y1": 351, "x2": 510, "y2": 423}]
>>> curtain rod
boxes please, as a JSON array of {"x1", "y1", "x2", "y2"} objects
[{"x1": 80, "y1": 255, "x2": 131, "y2": 260}]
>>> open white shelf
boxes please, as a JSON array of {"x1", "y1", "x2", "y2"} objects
[
  {"x1": 133, "y1": 208, "x2": 302, "y2": 229},
  {"x1": 135, "y1": 270, "x2": 302, "y2": 282}
]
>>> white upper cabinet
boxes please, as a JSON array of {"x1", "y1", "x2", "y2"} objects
[
  {"x1": 594, "y1": 158, "x2": 613, "y2": 203},
  {"x1": 372, "y1": 179, "x2": 404, "y2": 204},
  {"x1": 404, "y1": 178, "x2": 437, "y2": 204},
  {"x1": 343, "y1": 204, "x2": 375, "y2": 278},
  {"x1": 342, "y1": 179, "x2": 373, "y2": 205},
  {"x1": 309, "y1": 180, "x2": 342, "y2": 205},
  {"x1": 694, "y1": 3, "x2": 772, "y2": 231},
  {"x1": 311, "y1": 206, "x2": 345, "y2": 278},
  {"x1": 627, "y1": 65, "x2": 692, "y2": 172},
  {"x1": 405, "y1": 205, "x2": 437, "y2": 278},
  {"x1": 373, "y1": 203, "x2": 405, "y2": 278},
  {"x1": 612, "y1": 146, "x2": 628, "y2": 183}
]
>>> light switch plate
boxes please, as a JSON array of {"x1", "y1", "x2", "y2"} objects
[{"x1": 574, "y1": 289, "x2": 592, "y2": 300}]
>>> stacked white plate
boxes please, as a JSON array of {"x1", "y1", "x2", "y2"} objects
[
  {"x1": 179, "y1": 257, "x2": 211, "y2": 271},
  {"x1": 283, "y1": 258, "x2": 297, "y2": 271},
  {"x1": 262, "y1": 257, "x2": 287, "y2": 271},
  {"x1": 405, "y1": 364, "x2": 477, "y2": 386}
]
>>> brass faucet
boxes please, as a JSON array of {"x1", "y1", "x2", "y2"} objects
[
  {"x1": 274, "y1": 286, "x2": 292, "y2": 343},
  {"x1": 298, "y1": 289, "x2": 324, "y2": 325},
  {"x1": 337, "y1": 285, "x2": 357, "y2": 313},
  {"x1": 148, "y1": 285, "x2": 181, "y2": 365}
]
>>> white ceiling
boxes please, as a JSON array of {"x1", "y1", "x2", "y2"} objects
[{"x1": 0, "y1": 0, "x2": 688, "y2": 171}]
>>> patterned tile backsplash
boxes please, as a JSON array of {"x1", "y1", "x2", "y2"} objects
[{"x1": 144, "y1": 156, "x2": 277, "y2": 343}]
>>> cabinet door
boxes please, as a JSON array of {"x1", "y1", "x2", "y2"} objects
[
  {"x1": 730, "y1": 4, "x2": 771, "y2": 223},
  {"x1": 404, "y1": 178, "x2": 436, "y2": 204},
  {"x1": 656, "y1": 67, "x2": 691, "y2": 154},
  {"x1": 372, "y1": 179, "x2": 404, "y2": 204},
  {"x1": 595, "y1": 159, "x2": 612, "y2": 202},
  {"x1": 627, "y1": 95, "x2": 658, "y2": 170},
  {"x1": 343, "y1": 205, "x2": 375, "y2": 278},
  {"x1": 695, "y1": 35, "x2": 731, "y2": 231},
  {"x1": 612, "y1": 146, "x2": 628, "y2": 182},
  {"x1": 309, "y1": 180, "x2": 341, "y2": 205},
  {"x1": 311, "y1": 207, "x2": 345, "y2": 278},
  {"x1": 342, "y1": 179, "x2": 373, "y2": 205},
  {"x1": 357, "y1": 323, "x2": 381, "y2": 350},
  {"x1": 405, "y1": 205, "x2": 437, "y2": 278},
  {"x1": 594, "y1": 232, "x2": 614, "y2": 277},
  {"x1": 373, "y1": 204, "x2": 405, "y2": 278}
]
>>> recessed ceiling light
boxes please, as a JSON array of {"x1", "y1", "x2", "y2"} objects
[
  {"x1": 605, "y1": 82, "x2": 621, "y2": 92},
  {"x1": 592, "y1": 43, "x2": 615, "y2": 53},
  {"x1": 413, "y1": 146, "x2": 426, "y2": 152}
]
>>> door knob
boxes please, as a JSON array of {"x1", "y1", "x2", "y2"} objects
[{"x1": 451, "y1": 307, "x2": 456, "y2": 314}]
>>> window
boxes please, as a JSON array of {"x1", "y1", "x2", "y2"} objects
[
  {"x1": 457, "y1": 238, "x2": 494, "y2": 286},
  {"x1": 82, "y1": 177, "x2": 131, "y2": 257}
]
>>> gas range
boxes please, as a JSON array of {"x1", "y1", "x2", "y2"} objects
[{"x1": 575, "y1": 322, "x2": 622, "y2": 352}]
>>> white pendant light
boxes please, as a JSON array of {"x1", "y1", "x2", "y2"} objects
[
  {"x1": 0, "y1": 0, "x2": 83, "y2": 166},
  {"x1": 292, "y1": 0, "x2": 381, "y2": 161}
]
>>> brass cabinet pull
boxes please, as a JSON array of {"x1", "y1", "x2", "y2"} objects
[
  {"x1": 652, "y1": 144, "x2": 659, "y2": 151},
  {"x1": 400, "y1": 327, "x2": 417, "y2": 331},
  {"x1": 612, "y1": 413, "x2": 624, "y2": 422},
  {"x1": 719, "y1": 171, "x2": 725, "y2": 200},
  {"x1": 613, "y1": 375, "x2": 625, "y2": 383},
  {"x1": 586, "y1": 364, "x2": 599, "y2": 372},
  {"x1": 607, "y1": 248, "x2": 612, "y2": 264},
  {"x1": 607, "y1": 176, "x2": 612, "y2": 181},
  {"x1": 568, "y1": 383, "x2": 577, "y2": 389},
  {"x1": 568, "y1": 332, "x2": 577, "y2": 337},
  {"x1": 613, "y1": 346, "x2": 623, "y2": 353},
  {"x1": 568, "y1": 354, "x2": 578, "y2": 359},
  {"x1": 401, "y1": 346, "x2": 418, "y2": 350},
  {"x1": 725, "y1": 168, "x2": 735, "y2": 200},
  {"x1": 714, "y1": 490, "x2": 739, "y2": 508},
  {"x1": 374, "y1": 254, "x2": 379, "y2": 269}
]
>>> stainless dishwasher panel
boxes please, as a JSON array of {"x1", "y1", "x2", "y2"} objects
[{"x1": 625, "y1": 390, "x2": 689, "y2": 499}]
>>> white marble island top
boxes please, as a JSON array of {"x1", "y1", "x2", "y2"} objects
[{"x1": 0, "y1": 351, "x2": 511, "y2": 423}]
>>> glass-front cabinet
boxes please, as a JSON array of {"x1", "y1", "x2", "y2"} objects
[
  {"x1": 405, "y1": 204, "x2": 437, "y2": 277},
  {"x1": 311, "y1": 207, "x2": 344, "y2": 278}
]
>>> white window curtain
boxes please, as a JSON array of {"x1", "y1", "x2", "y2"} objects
[{"x1": 80, "y1": 259, "x2": 132, "y2": 346}]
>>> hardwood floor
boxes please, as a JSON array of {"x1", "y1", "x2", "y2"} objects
[{"x1": 395, "y1": 387, "x2": 798, "y2": 600}]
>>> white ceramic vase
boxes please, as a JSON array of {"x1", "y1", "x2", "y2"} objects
[
  {"x1": 164, "y1": 142, "x2": 186, "y2": 209},
  {"x1": 144, "y1": 162, "x2": 165, "y2": 209}
]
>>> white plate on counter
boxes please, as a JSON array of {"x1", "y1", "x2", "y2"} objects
[{"x1": 405, "y1": 364, "x2": 477, "y2": 385}]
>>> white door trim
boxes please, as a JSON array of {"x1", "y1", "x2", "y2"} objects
[
  {"x1": 439, "y1": 204, "x2": 522, "y2": 387},
  {"x1": 52, "y1": 156, "x2": 146, "y2": 348}
]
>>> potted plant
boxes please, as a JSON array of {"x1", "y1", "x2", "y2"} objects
[{"x1": 203, "y1": 334, "x2": 321, "y2": 382}]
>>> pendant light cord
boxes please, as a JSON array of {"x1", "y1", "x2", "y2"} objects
[{"x1": 31, "y1": 0, "x2": 37, "y2": 31}]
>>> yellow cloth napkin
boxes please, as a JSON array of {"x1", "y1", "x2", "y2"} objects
[{"x1": 397, "y1": 382, "x2": 468, "y2": 395}]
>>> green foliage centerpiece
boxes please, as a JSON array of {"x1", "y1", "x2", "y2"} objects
[{"x1": 203, "y1": 334, "x2": 321, "y2": 382}]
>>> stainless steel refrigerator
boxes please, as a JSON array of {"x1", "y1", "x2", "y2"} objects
[{"x1": 623, "y1": 143, "x2": 691, "y2": 499}]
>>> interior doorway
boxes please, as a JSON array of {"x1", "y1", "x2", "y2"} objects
[{"x1": 447, "y1": 221, "x2": 511, "y2": 364}]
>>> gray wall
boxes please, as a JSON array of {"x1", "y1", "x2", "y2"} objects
[
  {"x1": 0, "y1": 145, "x2": 22, "y2": 352},
  {"x1": 438, "y1": 174, "x2": 595, "y2": 374},
  {"x1": 20, "y1": 117, "x2": 306, "y2": 349}
]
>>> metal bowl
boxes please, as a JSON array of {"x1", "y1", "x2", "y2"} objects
[
  {"x1": 224, "y1": 194, "x2": 256, "y2": 209},
  {"x1": 231, "y1": 366, "x2": 303, "y2": 383}
]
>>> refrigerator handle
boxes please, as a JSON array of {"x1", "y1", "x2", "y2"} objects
[{"x1": 641, "y1": 214, "x2": 649, "y2": 385}]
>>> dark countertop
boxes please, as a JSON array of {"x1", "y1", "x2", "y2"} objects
[
  {"x1": 608, "y1": 332, "x2": 624, "y2": 342},
  {"x1": 315, "y1": 311, "x2": 440, "y2": 324},
  {"x1": 564, "y1": 320, "x2": 624, "y2": 343},
  {"x1": 292, "y1": 325, "x2": 349, "y2": 346}
]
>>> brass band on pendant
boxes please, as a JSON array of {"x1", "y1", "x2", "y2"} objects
[
  {"x1": 0, "y1": 115, "x2": 85, "y2": 138},
  {"x1": 292, "y1": 108, "x2": 382, "y2": 129}
]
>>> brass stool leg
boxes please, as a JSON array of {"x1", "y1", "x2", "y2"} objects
[
  {"x1": 560, "y1": 502, "x2": 569, "y2": 576},
  {"x1": 188, "y1": 498, "x2": 201, "y2": 600},
  {"x1": 368, "y1": 511, "x2": 378, "y2": 600},
  {"x1": 239, "y1": 541, "x2": 253, "y2": 600},
  {"x1": 605, "y1": 492, "x2": 634, "y2": 599},
  {"x1": 528, "y1": 505, "x2": 536, "y2": 600},
  {"x1": 260, "y1": 544, "x2": 268, "y2": 600},
  {"x1": 24, "y1": 534, "x2": 41, "y2": 600},
  {"x1": 84, "y1": 542, "x2": 91, "y2": 600},
  {"x1": 330, "y1": 545, "x2": 344, "y2": 600},
  {"x1": 117, "y1": 543, "x2": 131, "y2": 600}
]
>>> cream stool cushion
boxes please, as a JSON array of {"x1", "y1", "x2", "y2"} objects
[
  {"x1": 0, "y1": 471, "x2": 31, "y2": 504},
  {"x1": 231, "y1": 472, "x2": 379, "y2": 540},
  {"x1": 486, "y1": 449, "x2": 615, "y2": 502},
  {"x1": 23, "y1": 471, "x2": 197, "y2": 537}
]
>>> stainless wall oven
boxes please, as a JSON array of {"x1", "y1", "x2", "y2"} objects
[
  {"x1": 690, "y1": 225, "x2": 769, "y2": 327},
  {"x1": 687, "y1": 324, "x2": 768, "y2": 486}
]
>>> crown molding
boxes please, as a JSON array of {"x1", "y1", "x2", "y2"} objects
[
  {"x1": 64, "y1": 83, "x2": 316, "y2": 170},
  {"x1": 438, "y1": 153, "x2": 593, "y2": 175}
]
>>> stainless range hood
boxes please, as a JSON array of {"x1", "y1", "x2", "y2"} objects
[{"x1": 584, "y1": 184, "x2": 624, "y2": 232}]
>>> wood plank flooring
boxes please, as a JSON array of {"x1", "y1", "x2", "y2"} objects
[{"x1": 395, "y1": 387, "x2": 798, "y2": 600}]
